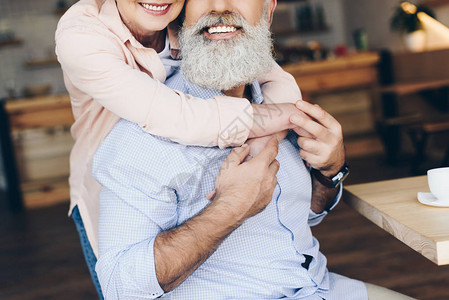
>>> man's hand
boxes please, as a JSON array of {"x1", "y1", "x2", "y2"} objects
[
  {"x1": 212, "y1": 138, "x2": 280, "y2": 221},
  {"x1": 290, "y1": 100, "x2": 345, "y2": 214},
  {"x1": 290, "y1": 100, "x2": 345, "y2": 177}
]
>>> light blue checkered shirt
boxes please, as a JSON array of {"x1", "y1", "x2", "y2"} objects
[{"x1": 93, "y1": 71, "x2": 367, "y2": 299}]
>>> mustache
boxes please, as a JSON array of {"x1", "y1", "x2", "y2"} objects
[{"x1": 189, "y1": 12, "x2": 246, "y2": 34}]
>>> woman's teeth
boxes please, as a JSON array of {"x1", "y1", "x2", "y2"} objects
[
  {"x1": 140, "y1": 3, "x2": 169, "y2": 11},
  {"x1": 208, "y1": 26, "x2": 237, "y2": 34}
]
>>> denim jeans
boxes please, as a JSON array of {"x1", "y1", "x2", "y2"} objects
[{"x1": 72, "y1": 206, "x2": 104, "y2": 300}]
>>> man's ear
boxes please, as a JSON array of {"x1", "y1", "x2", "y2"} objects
[{"x1": 267, "y1": 0, "x2": 277, "y2": 26}]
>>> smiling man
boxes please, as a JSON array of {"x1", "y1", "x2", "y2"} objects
[
  {"x1": 180, "y1": 0, "x2": 275, "y2": 92},
  {"x1": 93, "y1": 0, "x2": 416, "y2": 299}
]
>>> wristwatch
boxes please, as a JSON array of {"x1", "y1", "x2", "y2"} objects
[{"x1": 311, "y1": 163, "x2": 350, "y2": 188}]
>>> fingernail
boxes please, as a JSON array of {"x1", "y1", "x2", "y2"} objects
[
  {"x1": 296, "y1": 100, "x2": 303, "y2": 108},
  {"x1": 242, "y1": 144, "x2": 249, "y2": 148}
]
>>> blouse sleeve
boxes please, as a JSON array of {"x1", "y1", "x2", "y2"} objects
[{"x1": 259, "y1": 61, "x2": 302, "y2": 104}]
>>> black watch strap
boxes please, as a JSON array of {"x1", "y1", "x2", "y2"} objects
[{"x1": 311, "y1": 163, "x2": 350, "y2": 188}]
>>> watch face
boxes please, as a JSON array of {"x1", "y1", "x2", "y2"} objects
[
  {"x1": 334, "y1": 172, "x2": 345, "y2": 181},
  {"x1": 312, "y1": 164, "x2": 350, "y2": 188},
  {"x1": 331, "y1": 165, "x2": 350, "y2": 188}
]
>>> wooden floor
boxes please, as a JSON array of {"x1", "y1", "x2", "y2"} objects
[
  {"x1": 0, "y1": 203, "x2": 97, "y2": 300},
  {"x1": 1, "y1": 154, "x2": 449, "y2": 300}
]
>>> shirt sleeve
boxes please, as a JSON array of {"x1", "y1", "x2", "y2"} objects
[
  {"x1": 95, "y1": 188, "x2": 169, "y2": 299},
  {"x1": 55, "y1": 26, "x2": 252, "y2": 148},
  {"x1": 308, "y1": 184, "x2": 342, "y2": 227},
  {"x1": 92, "y1": 123, "x2": 179, "y2": 299}
]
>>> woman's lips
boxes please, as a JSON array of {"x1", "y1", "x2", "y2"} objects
[{"x1": 139, "y1": 3, "x2": 171, "y2": 16}]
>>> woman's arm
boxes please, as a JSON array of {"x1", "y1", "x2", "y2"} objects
[
  {"x1": 56, "y1": 27, "x2": 251, "y2": 147},
  {"x1": 56, "y1": 27, "x2": 302, "y2": 148}
]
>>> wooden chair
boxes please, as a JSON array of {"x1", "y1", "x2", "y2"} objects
[
  {"x1": 408, "y1": 119, "x2": 449, "y2": 173},
  {"x1": 375, "y1": 49, "x2": 449, "y2": 163}
]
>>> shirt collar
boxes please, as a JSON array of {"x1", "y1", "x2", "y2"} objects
[
  {"x1": 98, "y1": 0, "x2": 181, "y2": 59},
  {"x1": 248, "y1": 80, "x2": 264, "y2": 105}
]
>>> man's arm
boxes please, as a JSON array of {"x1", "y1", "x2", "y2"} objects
[
  {"x1": 154, "y1": 200, "x2": 240, "y2": 292},
  {"x1": 95, "y1": 137, "x2": 280, "y2": 299},
  {"x1": 310, "y1": 176, "x2": 340, "y2": 213}
]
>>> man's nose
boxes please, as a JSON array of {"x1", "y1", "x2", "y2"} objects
[{"x1": 208, "y1": 0, "x2": 234, "y2": 14}]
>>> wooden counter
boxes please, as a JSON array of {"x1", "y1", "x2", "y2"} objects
[
  {"x1": 5, "y1": 94, "x2": 73, "y2": 129},
  {"x1": 282, "y1": 52, "x2": 380, "y2": 97},
  {"x1": 2, "y1": 94, "x2": 73, "y2": 209}
]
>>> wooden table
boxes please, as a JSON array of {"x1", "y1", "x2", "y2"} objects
[{"x1": 343, "y1": 176, "x2": 449, "y2": 266}]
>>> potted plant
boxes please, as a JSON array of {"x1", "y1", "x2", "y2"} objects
[{"x1": 391, "y1": 1, "x2": 435, "y2": 51}]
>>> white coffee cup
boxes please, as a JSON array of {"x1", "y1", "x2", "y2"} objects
[{"x1": 427, "y1": 167, "x2": 449, "y2": 202}]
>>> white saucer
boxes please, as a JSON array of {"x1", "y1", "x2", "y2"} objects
[{"x1": 417, "y1": 192, "x2": 449, "y2": 207}]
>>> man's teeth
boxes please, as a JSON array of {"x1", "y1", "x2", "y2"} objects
[
  {"x1": 140, "y1": 3, "x2": 169, "y2": 11},
  {"x1": 207, "y1": 26, "x2": 237, "y2": 34}
]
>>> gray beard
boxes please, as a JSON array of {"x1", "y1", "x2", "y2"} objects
[{"x1": 179, "y1": 13, "x2": 274, "y2": 91}]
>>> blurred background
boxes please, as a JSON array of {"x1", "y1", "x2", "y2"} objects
[{"x1": 1, "y1": 0, "x2": 449, "y2": 299}]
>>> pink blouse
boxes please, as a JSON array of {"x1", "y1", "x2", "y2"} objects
[{"x1": 55, "y1": 0, "x2": 302, "y2": 256}]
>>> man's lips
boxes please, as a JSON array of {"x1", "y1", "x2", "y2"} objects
[
  {"x1": 203, "y1": 24, "x2": 241, "y2": 40},
  {"x1": 207, "y1": 25, "x2": 238, "y2": 34},
  {"x1": 139, "y1": 2, "x2": 170, "y2": 13}
]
